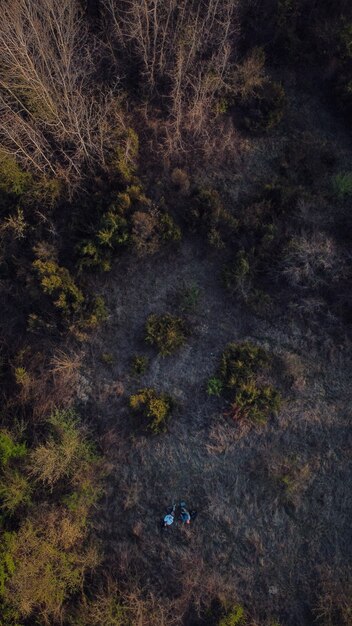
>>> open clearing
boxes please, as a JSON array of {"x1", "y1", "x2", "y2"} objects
[{"x1": 84, "y1": 237, "x2": 352, "y2": 626}]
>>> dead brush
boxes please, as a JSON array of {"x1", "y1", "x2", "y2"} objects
[{"x1": 314, "y1": 566, "x2": 352, "y2": 626}]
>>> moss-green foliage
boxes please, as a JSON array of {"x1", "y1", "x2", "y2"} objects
[
  {"x1": 0, "y1": 411, "x2": 101, "y2": 623},
  {"x1": 78, "y1": 204, "x2": 129, "y2": 273},
  {"x1": 218, "y1": 604, "x2": 246, "y2": 626},
  {"x1": 33, "y1": 258, "x2": 85, "y2": 315},
  {"x1": 207, "y1": 377, "x2": 223, "y2": 397},
  {"x1": 131, "y1": 208, "x2": 181, "y2": 256},
  {"x1": 129, "y1": 388, "x2": 173, "y2": 434},
  {"x1": 145, "y1": 313, "x2": 188, "y2": 356},
  {"x1": 223, "y1": 250, "x2": 251, "y2": 296},
  {"x1": 179, "y1": 283, "x2": 202, "y2": 314},
  {"x1": 131, "y1": 355, "x2": 149, "y2": 376},
  {"x1": 158, "y1": 212, "x2": 182, "y2": 242},
  {"x1": 0, "y1": 532, "x2": 15, "y2": 596},
  {"x1": 114, "y1": 127, "x2": 139, "y2": 183},
  {"x1": 84, "y1": 296, "x2": 108, "y2": 329},
  {"x1": 219, "y1": 342, "x2": 268, "y2": 389},
  {"x1": 210, "y1": 342, "x2": 281, "y2": 424},
  {"x1": 0, "y1": 470, "x2": 32, "y2": 516},
  {"x1": 3, "y1": 514, "x2": 99, "y2": 620},
  {"x1": 0, "y1": 432, "x2": 26, "y2": 467},
  {"x1": 77, "y1": 186, "x2": 176, "y2": 272},
  {"x1": 28, "y1": 409, "x2": 96, "y2": 488},
  {"x1": 332, "y1": 172, "x2": 352, "y2": 199},
  {"x1": 0, "y1": 153, "x2": 32, "y2": 196},
  {"x1": 230, "y1": 381, "x2": 281, "y2": 424},
  {"x1": 0, "y1": 432, "x2": 29, "y2": 517},
  {"x1": 188, "y1": 188, "x2": 238, "y2": 248}
]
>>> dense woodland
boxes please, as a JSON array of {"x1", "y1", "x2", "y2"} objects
[{"x1": 0, "y1": 0, "x2": 352, "y2": 625}]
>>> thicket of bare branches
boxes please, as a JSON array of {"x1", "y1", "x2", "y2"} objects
[
  {"x1": 0, "y1": 0, "x2": 126, "y2": 190},
  {"x1": 104, "y1": 0, "x2": 240, "y2": 154}
]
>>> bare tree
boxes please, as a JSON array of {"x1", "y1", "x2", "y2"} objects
[
  {"x1": 0, "y1": 0, "x2": 126, "y2": 190},
  {"x1": 104, "y1": 0, "x2": 240, "y2": 154}
]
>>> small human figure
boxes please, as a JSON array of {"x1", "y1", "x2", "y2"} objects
[
  {"x1": 179, "y1": 501, "x2": 191, "y2": 525},
  {"x1": 163, "y1": 504, "x2": 176, "y2": 528}
]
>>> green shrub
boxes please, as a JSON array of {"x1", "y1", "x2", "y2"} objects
[
  {"x1": 33, "y1": 258, "x2": 85, "y2": 316},
  {"x1": 223, "y1": 250, "x2": 251, "y2": 296},
  {"x1": 129, "y1": 388, "x2": 173, "y2": 434},
  {"x1": 219, "y1": 342, "x2": 268, "y2": 389},
  {"x1": 14, "y1": 367, "x2": 30, "y2": 388},
  {"x1": 207, "y1": 377, "x2": 223, "y2": 397},
  {"x1": 179, "y1": 283, "x2": 201, "y2": 313},
  {"x1": 3, "y1": 208, "x2": 27, "y2": 240},
  {"x1": 210, "y1": 342, "x2": 280, "y2": 425},
  {"x1": 218, "y1": 604, "x2": 246, "y2": 626},
  {"x1": 3, "y1": 514, "x2": 99, "y2": 620},
  {"x1": 101, "y1": 353, "x2": 115, "y2": 365},
  {"x1": 114, "y1": 128, "x2": 139, "y2": 183},
  {"x1": 78, "y1": 208, "x2": 129, "y2": 273},
  {"x1": 84, "y1": 296, "x2": 108, "y2": 329},
  {"x1": 0, "y1": 471, "x2": 32, "y2": 515},
  {"x1": 158, "y1": 212, "x2": 181, "y2": 242},
  {"x1": 0, "y1": 153, "x2": 32, "y2": 196},
  {"x1": 131, "y1": 355, "x2": 149, "y2": 376},
  {"x1": 131, "y1": 209, "x2": 180, "y2": 256},
  {"x1": 228, "y1": 381, "x2": 281, "y2": 424},
  {"x1": 28, "y1": 409, "x2": 96, "y2": 488},
  {"x1": 188, "y1": 188, "x2": 238, "y2": 246},
  {"x1": 332, "y1": 172, "x2": 352, "y2": 198},
  {"x1": 0, "y1": 432, "x2": 26, "y2": 468},
  {"x1": 145, "y1": 313, "x2": 188, "y2": 356},
  {"x1": 0, "y1": 531, "x2": 15, "y2": 596}
]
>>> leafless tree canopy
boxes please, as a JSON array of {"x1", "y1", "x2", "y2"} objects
[
  {"x1": 0, "y1": 0, "x2": 124, "y2": 188},
  {"x1": 0, "y1": 0, "x2": 240, "y2": 186},
  {"x1": 105, "y1": 0, "x2": 240, "y2": 153}
]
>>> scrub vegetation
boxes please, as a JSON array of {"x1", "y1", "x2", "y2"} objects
[{"x1": 0, "y1": 0, "x2": 351, "y2": 625}]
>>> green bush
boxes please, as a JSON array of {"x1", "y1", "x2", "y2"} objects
[
  {"x1": 218, "y1": 604, "x2": 246, "y2": 626},
  {"x1": 129, "y1": 388, "x2": 173, "y2": 434},
  {"x1": 332, "y1": 172, "x2": 352, "y2": 198},
  {"x1": 131, "y1": 355, "x2": 149, "y2": 376},
  {"x1": 0, "y1": 432, "x2": 26, "y2": 468},
  {"x1": 187, "y1": 188, "x2": 238, "y2": 247},
  {"x1": 209, "y1": 342, "x2": 280, "y2": 425},
  {"x1": 0, "y1": 471, "x2": 32, "y2": 516},
  {"x1": 2, "y1": 514, "x2": 99, "y2": 620},
  {"x1": 207, "y1": 377, "x2": 223, "y2": 397},
  {"x1": 131, "y1": 209, "x2": 180, "y2": 256},
  {"x1": 219, "y1": 342, "x2": 268, "y2": 389},
  {"x1": 223, "y1": 250, "x2": 251, "y2": 296},
  {"x1": 145, "y1": 313, "x2": 188, "y2": 356},
  {"x1": 78, "y1": 208, "x2": 129, "y2": 273},
  {"x1": 33, "y1": 258, "x2": 85, "y2": 316},
  {"x1": 158, "y1": 212, "x2": 181, "y2": 242},
  {"x1": 28, "y1": 409, "x2": 96, "y2": 488},
  {"x1": 83, "y1": 296, "x2": 108, "y2": 329},
  {"x1": 229, "y1": 381, "x2": 281, "y2": 424},
  {"x1": 179, "y1": 283, "x2": 202, "y2": 313},
  {"x1": 0, "y1": 153, "x2": 32, "y2": 196}
]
